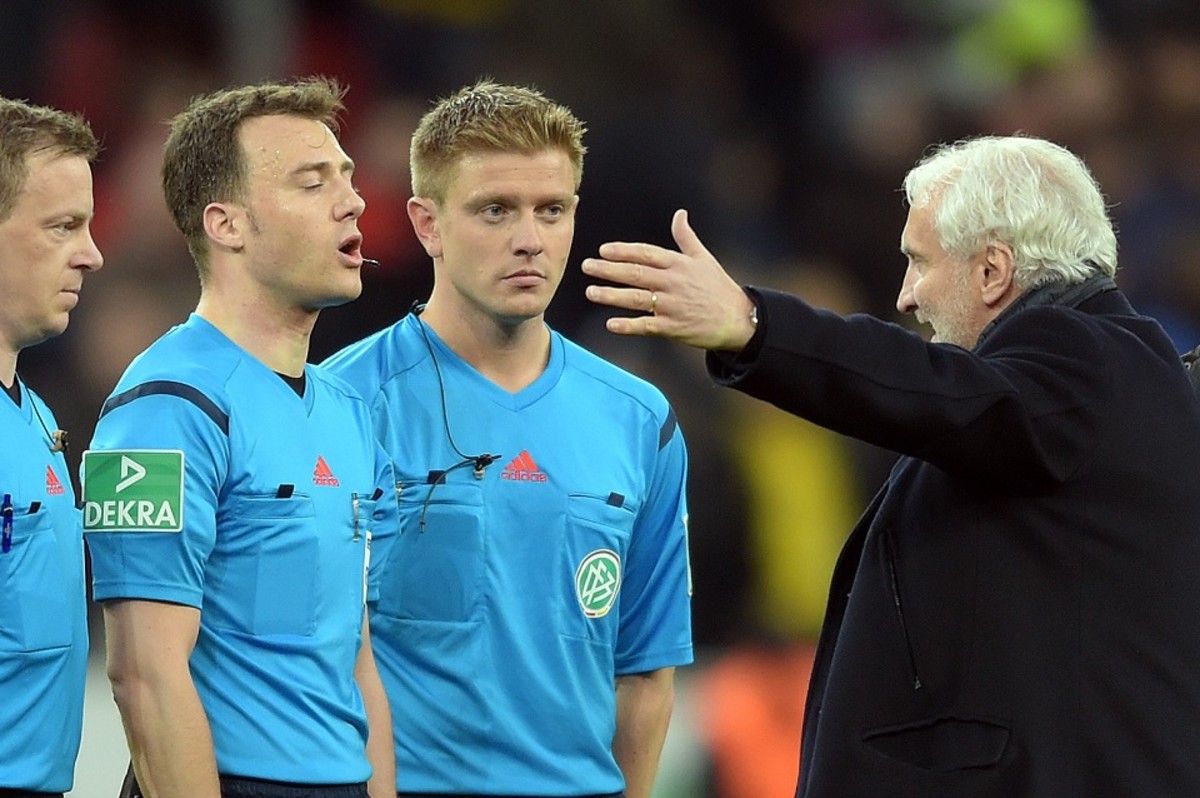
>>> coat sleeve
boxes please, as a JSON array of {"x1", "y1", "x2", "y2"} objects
[{"x1": 706, "y1": 287, "x2": 1112, "y2": 491}]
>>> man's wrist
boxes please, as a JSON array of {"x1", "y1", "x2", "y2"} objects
[
  {"x1": 716, "y1": 290, "x2": 758, "y2": 352},
  {"x1": 732, "y1": 288, "x2": 767, "y2": 361}
]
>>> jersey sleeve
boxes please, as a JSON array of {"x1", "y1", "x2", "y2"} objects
[
  {"x1": 615, "y1": 409, "x2": 694, "y2": 674},
  {"x1": 84, "y1": 390, "x2": 229, "y2": 607}
]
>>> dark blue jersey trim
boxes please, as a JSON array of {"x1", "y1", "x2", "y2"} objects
[
  {"x1": 658, "y1": 407, "x2": 677, "y2": 451},
  {"x1": 100, "y1": 380, "x2": 229, "y2": 435}
]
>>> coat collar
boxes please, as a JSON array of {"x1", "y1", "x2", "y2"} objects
[{"x1": 976, "y1": 271, "x2": 1118, "y2": 349}]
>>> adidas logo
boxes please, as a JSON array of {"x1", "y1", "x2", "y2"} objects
[
  {"x1": 501, "y1": 450, "x2": 547, "y2": 483},
  {"x1": 46, "y1": 465, "x2": 66, "y2": 496},
  {"x1": 313, "y1": 455, "x2": 340, "y2": 487}
]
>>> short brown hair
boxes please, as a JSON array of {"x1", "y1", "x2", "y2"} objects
[
  {"x1": 410, "y1": 79, "x2": 586, "y2": 203},
  {"x1": 161, "y1": 75, "x2": 347, "y2": 268},
  {"x1": 0, "y1": 96, "x2": 99, "y2": 223}
]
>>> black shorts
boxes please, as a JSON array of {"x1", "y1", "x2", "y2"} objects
[
  {"x1": 119, "y1": 765, "x2": 367, "y2": 798},
  {"x1": 0, "y1": 790, "x2": 63, "y2": 798},
  {"x1": 221, "y1": 776, "x2": 368, "y2": 798}
]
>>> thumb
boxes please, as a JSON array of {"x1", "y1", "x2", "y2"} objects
[{"x1": 671, "y1": 208, "x2": 712, "y2": 259}]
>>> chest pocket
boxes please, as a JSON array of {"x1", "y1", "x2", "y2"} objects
[
  {"x1": 0, "y1": 504, "x2": 72, "y2": 652},
  {"x1": 559, "y1": 493, "x2": 636, "y2": 644},
  {"x1": 211, "y1": 493, "x2": 319, "y2": 637},
  {"x1": 377, "y1": 480, "x2": 484, "y2": 623}
]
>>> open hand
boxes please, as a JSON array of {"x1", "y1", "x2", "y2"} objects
[{"x1": 582, "y1": 209, "x2": 756, "y2": 351}]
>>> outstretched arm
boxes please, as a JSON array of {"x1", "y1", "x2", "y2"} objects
[{"x1": 582, "y1": 209, "x2": 756, "y2": 351}]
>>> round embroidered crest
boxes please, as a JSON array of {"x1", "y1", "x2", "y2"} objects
[{"x1": 575, "y1": 548, "x2": 622, "y2": 618}]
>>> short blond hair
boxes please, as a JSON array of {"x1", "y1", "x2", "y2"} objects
[{"x1": 410, "y1": 79, "x2": 586, "y2": 203}]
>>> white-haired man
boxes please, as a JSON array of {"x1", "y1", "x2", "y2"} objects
[{"x1": 584, "y1": 135, "x2": 1200, "y2": 798}]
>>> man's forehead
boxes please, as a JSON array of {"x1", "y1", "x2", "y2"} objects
[
  {"x1": 240, "y1": 116, "x2": 342, "y2": 169},
  {"x1": 898, "y1": 207, "x2": 923, "y2": 250},
  {"x1": 448, "y1": 150, "x2": 575, "y2": 200},
  {"x1": 9, "y1": 151, "x2": 94, "y2": 213},
  {"x1": 240, "y1": 113, "x2": 330, "y2": 138}
]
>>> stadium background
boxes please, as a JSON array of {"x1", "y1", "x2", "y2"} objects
[{"x1": 4, "y1": 1, "x2": 1200, "y2": 795}]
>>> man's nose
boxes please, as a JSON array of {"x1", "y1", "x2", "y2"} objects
[
  {"x1": 512, "y1": 212, "x2": 544, "y2": 257},
  {"x1": 896, "y1": 265, "x2": 917, "y2": 314}
]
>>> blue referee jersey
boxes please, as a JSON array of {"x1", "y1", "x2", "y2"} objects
[
  {"x1": 324, "y1": 314, "x2": 693, "y2": 795},
  {"x1": 84, "y1": 314, "x2": 397, "y2": 785},
  {"x1": 0, "y1": 379, "x2": 87, "y2": 793}
]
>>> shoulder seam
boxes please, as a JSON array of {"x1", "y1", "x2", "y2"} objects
[
  {"x1": 100, "y1": 380, "x2": 229, "y2": 435},
  {"x1": 658, "y1": 406, "x2": 678, "y2": 451}
]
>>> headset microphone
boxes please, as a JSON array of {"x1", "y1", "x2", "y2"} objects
[
  {"x1": 409, "y1": 305, "x2": 502, "y2": 519},
  {"x1": 363, "y1": 258, "x2": 381, "y2": 268},
  {"x1": 473, "y1": 453, "x2": 500, "y2": 479}
]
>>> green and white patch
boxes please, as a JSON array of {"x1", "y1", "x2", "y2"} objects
[
  {"x1": 575, "y1": 548, "x2": 621, "y2": 618},
  {"x1": 82, "y1": 450, "x2": 185, "y2": 533}
]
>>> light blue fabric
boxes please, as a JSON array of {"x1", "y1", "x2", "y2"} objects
[
  {"x1": 325, "y1": 313, "x2": 693, "y2": 794},
  {"x1": 86, "y1": 314, "x2": 397, "y2": 784},
  {"x1": 0, "y1": 380, "x2": 87, "y2": 792}
]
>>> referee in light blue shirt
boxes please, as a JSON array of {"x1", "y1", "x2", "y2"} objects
[
  {"x1": 324, "y1": 80, "x2": 693, "y2": 798},
  {"x1": 81, "y1": 78, "x2": 396, "y2": 798},
  {"x1": 0, "y1": 97, "x2": 102, "y2": 797}
]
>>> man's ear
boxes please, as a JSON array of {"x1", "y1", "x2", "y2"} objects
[
  {"x1": 980, "y1": 241, "x2": 1016, "y2": 307},
  {"x1": 203, "y1": 202, "x2": 244, "y2": 254},
  {"x1": 407, "y1": 197, "x2": 442, "y2": 258}
]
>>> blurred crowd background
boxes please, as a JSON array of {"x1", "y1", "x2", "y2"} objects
[{"x1": 5, "y1": 1, "x2": 1200, "y2": 795}]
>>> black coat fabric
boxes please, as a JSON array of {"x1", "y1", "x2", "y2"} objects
[
  {"x1": 1182, "y1": 343, "x2": 1200, "y2": 399},
  {"x1": 707, "y1": 281, "x2": 1200, "y2": 798}
]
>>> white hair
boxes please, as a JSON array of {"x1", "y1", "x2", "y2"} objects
[{"x1": 902, "y1": 136, "x2": 1117, "y2": 290}]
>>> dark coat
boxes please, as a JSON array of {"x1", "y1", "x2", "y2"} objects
[
  {"x1": 1183, "y1": 343, "x2": 1200, "y2": 399},
  {"x1": 708, "y1": 279, "x2": 1200, "y2": 798}
]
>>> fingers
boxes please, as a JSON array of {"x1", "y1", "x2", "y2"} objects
[
  {"x1": 585, "y1": 208, "x2": 699, "y2": 287},
  {"x1": 584, "y1": 284, "x2": 667, "y2": 339},
  {"x1": 605, "y1": 314, "x2": 662, "y2": 337},
  {"x1": 670, "y1": 208, "x2": 711, "y2": 260},
  {"x1": 583, "y1": 210, "x2": 752, "y2": 349},
  {"x1": 595, "y1": 239, "x2": 679, "y2": 271},
  {"x1": 584, "y1": 283, "x2": 657, "y2": 314},
  {"x1": 581, "y1": 256, "x2": 658, "y2": 292}
]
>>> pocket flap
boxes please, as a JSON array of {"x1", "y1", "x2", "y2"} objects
[{"x1": 863, "y1": 716, "x2": 1010, "y2": 772}]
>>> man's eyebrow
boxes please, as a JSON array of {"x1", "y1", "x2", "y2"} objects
[
  {"x1": 43, "y1": 209, "x2": 91, "y2": 225},
  {"x1": 289, "y1": 158, "x2": 356, "y2": 177},
  {"x1": 467, "y1": 191, "x2": 573, "y2": 206},
  {"x1": 462, "y1": 191, "x2": 514, "y2": 208}
]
